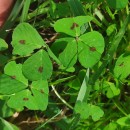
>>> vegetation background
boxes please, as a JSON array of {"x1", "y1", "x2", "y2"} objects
[{"x1": 0, "y1": 0, "x2": 130, "y2": 129}]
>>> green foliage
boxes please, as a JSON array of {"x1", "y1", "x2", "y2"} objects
[
  {"x1": 0, "y1": 0, "x2": 130, "y2": 129},
  {"x1": 114, "y1": 53, "x2": 130, "y2": 79},
  {"x1": 104, "y1": 122, "x2": 119, "y2": 130},
  {"x1": 74, "y1": 101, "x2": 104, "y2": 121},
  {"x1": 54, "y1": 16, "x2": 105, "y2": 68},
  {"x1": 0, "y1": 117, "x2": 19, "y2": 130},
  {"x1": 106, "y1": 0, "x2": 128, "y2": 10},
  {"x1": 117, "y1": 115, "x2": 130, "y2": 127},
  {"x1": 0, "y1": 39, "x2": 8, "y2": 51}
]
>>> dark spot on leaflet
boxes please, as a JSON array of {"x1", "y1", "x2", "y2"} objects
[
  {"x1": 40, "y1": 89, "x2": 44, "y2": 94},
  {"x1": 19, "y1": 40, "x2": 26, "y2": 44},
  {"x1": 119, "y1": 62, "x2": 124, "y2": 67},
  {"x1": 70, "y1": 22, "x2": 79, "y2": 30},
  {"x1": 89, "y1": 47, "x2": 96, "y2": 52},
  {"x1": 38, "y1": 66, "x2": 43, "y2": 73},
  {"x1": 23, "y1": 98, "x2": 29, "y2": 101},
  {"x1": 10, "y1": 76, "x2": 16, "y2": 79}
]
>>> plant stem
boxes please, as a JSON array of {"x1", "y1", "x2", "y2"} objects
[{"x1": 51, "y1": 85, "x2": 73, "y2": 109}]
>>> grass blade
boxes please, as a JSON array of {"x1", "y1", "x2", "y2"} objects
[
  {"x1": 76, "y1": 68, "x2": 89, "y2": 102},
  {"x1": 20, "y1": 0, "x2": 31, "y2": 22}
]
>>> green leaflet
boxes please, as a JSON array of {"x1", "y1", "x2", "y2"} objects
[
  {"x1": 104, "y1": 122, "x2": 119, "y2": 130},
  {"x1": 54, "y1": 16, "x2": 93, "y2": 37},
  {"x1": 11, "y1": 23, "x2": 45, "y2": 56},
  {"x1": 22, "y1": 50, "x2": 53, "y2": 81},
  {"x1": 59, "y1": 39, "x2": 77, "y2": 68},
  {"x1": 31, "y1": 80, "x2": 49, "y2": 111},
  {"x1": 4, "y1": 61, "x2": 28, "y2": 85},
  {"x1": 0, "y1": 39, "x2": 8, "y2": 51},
  {"x1": 8, "y1": 89, "x2": 39, "y2": 111},
  {"x1": 114, "y1": 53, "x2": 130, "y2": 79},
  {"x1": 78, "y1": 31, "x2": 104, "y2": 68},
  {"x1": 0, "y1": 74, "x2": 27, "y2": 95},
  {"x1": 117, "y1": 115, "x2": 130, "y2": 127}
]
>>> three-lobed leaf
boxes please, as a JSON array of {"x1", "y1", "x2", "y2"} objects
[{"x1": 54, "y1": 16, "x2": 105, "y2": 68}]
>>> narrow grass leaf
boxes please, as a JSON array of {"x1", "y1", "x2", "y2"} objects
[
  {"x1": 0, "y1": 117, "x2": 19, "y2": 130},
  {"x1": 20, "y1": 0, "x2": 31, "y2": 22}
]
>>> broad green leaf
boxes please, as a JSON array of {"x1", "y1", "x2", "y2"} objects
[
  {"x1": 11, "y1": 23, "x2": 45, "y2": 56},
  {"x1": 7, "y1": 90, "x2": 39, "y2": 111},
  {"x1": 4, "y1": 61, "x2": 28, "y2": 85},
  {"x1": 22, "y1": 50, "x2": 53, "y2": 81},
  {"x1": 31, "y1": 80, "x2": 49, "y2": 111},
  {"x1": 54, "y1": 16, "x2": 93, "y2": 37},
  {"x1": 0, "y1": 39, "x2": 8, "y2": 51},
  {"x1": 74, "y1": 101, "x2": 90, "y2": 119},
  {"x1": 117, "y1": 115, "x2": 130, "y2": 126},
  {"x1": 90, "y1": 104, "x2": 104, "y2": 121},
  {"x1": 0, "y1": 74, "x2": 27, "y2": 95},
  {"x1": 104, "y1": 122, "x2": 119, "y2": 130},
  {"x1": 59, "y1": 39, "x2": 77, "y2": 68},
  {"x1": 106, "y1": 82, "x2": 120, "y2": 98},
  {"x1": 114, "y1": 53, "x2": 130, "y2": 79},
  {"x1": 78, "y1": 31, "x2": 104, "y2": 68},
  {"x1": 0, "y1": 117, "x2": 19, "y2": 130},
  {"x1": 106, "y1": 0, "x2": 128, "y2": 10}
]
